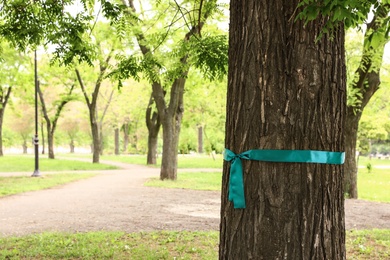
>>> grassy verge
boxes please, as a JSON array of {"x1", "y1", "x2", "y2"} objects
[
  {"x1": 358, "y1": 168, "x2": 390, "y2": 203},
  {"x1": 59, "y1": 153, "x2": 224, "y2": 169},
  {"x1": 145, "y1": 172, "x2": 221, "y2": 191},
  {"x1": 0, "y1": 173, "x2": 96, "y2": 197},
  {"x1": 359, "y1": 156, "x2": 390, "y2": 166},
  {"x1": 346, "y1": 229, "x2": 390, "y2": 259},
  {"x1": 0, "y1": 156, "x2": 117, "y2": 172},
  {"x1": 0, "y1": 230, "x2": 388, "y2": 259}
]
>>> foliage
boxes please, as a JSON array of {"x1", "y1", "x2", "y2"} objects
[
  {"x1": 0, "y1": 173, "x2": 96, "y2": 198},
  {"x1": 107, "y1": 0, "x2": 229, "y2": 88},
  {"x1": 296, "y1": 0, "x2": 387, "y2": 36},
  {"x1": 0, "y1": 0, "x2": 125, "y2": 65}
]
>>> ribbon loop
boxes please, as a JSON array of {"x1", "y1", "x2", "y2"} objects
[{"x1": 224, "y1": 148, "x2": 345, "y2": 209}]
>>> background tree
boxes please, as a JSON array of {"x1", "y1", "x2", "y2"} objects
[
  {"x1": 111, "y1": 0, "x2": 228, "y2": 179},
  {"x1": 357, "y1": 80, "x2": 390, "y2": 156},
  {"x1": 37, "y1": 60, "x2": 78, "y2": 159},
  {"x1": 219, "y1": 0, "x2": 346, "y2": 258},
  {"x1": 75, "y1": 22, "x2": 121, "y2": 163},
  {"x1": 344, "y1": 2, "x2": 390, "y2": 198},
  {"x1": 0, "y1": 42, "x2": 29, "y2": 156},
  {"x1": 10, "y1": 103, "x2": 34, "y2": 154}
]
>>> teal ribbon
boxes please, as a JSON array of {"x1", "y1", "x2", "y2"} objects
[{"x1": 223, "y1": 148, "x2": 345, "y2": 209}]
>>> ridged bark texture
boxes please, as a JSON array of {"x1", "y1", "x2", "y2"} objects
[{"x1": 219, "y1": 1, "x2": 346, "y2": 259}]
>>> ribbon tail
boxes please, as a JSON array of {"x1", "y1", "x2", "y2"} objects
[{"x1": 228, "y1": 157, "x2": 246, "y2": 209}]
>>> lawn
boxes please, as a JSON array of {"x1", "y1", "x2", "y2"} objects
[
  {"x1": 0, "y1": 155, "x2": 117, "y2": 172},
  {"x1": 358, "y1": 168, "x2": 390, "y2": 203},
  {"x1": 0, "y1": 173, "x2": 96, "y2": 197},
  {"x1": 60, "y1": 153, "x2": 224, "y2": 169},
  {"x1": 0, "y1": 230, "x2": 388, "y2": 259}
]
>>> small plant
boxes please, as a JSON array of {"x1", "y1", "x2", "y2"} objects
[{"x1": 366, "y1": 162, "x2": 372, "y2": 173}]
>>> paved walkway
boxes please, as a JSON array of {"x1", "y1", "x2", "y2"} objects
[{"x1": 0, "y1": 161, "x2": 389, "y2": 237}]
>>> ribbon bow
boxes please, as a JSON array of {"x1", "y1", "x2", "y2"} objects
[{"x1": 223, "y1": 148, "x2": 345, "y2": 209}]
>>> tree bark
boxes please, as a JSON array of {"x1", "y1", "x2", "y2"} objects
[
  {"x1": 219, "y1": 1, "x2": 346, "y2": 259},
  {"x1": 198, "y1": 125, "x2": 203, "y2": 154},
  {"x1": 22, "y1": 140, "x2": 27, "y2": 154},
  {"x1": 146, "y1": 94, "x2": 161, "y2": 165},
  {"x1": 40, "y1": 121, "x2": 45, "y2": 154},
  {"x1": 344, "y1": 107, "x2": 360, "y2": 198},
  {"x1": 343, "y1": 5, "x2": 388, "y2": 198},
  {"x1": 0, "y1": 86, "x2": 12, "y2": 156},
  {"x1": 70, "y1": 139, "x2": 75, "y2": 153},
  {"x1": 158, "y1": 78, "x2": 185, "y2": 180},
  {"x1": 114, "y1": 127, "x2": 120, "y2": 155}
]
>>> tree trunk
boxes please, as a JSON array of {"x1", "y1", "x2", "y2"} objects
[
  {"x1": 22, "y1": 141, "x2": 28, "y2": 154},
  {"x1": 146, "y1": 94, "x2": 161, "y2": 165},
  {"x1": 91, "y1": 120, "x2": 100, "y2": 163},
  {"x1": 114, "y1": 127, "x2": 120, "y2": 155},
  {"x1": 160, "y1": 113, "x2": 182, "y2": 180},
  {"x1": 47, "y1": 127, "x2": 55, "y2": 159},
  {"x1": 344, "y1": 107, "x2": 361, "y2": 198},
  {"x1": 198, "y1": 125, "x2": 203, "y2": 154},
  {"x1": 70, "y1": 139, "x2": 75, "y2": 153},
  {"x1": 123, "y1": 133, "x2": 129, "y2": 152},
  {"x1": 40, "y1": 121, "x2": 45, "y2": 155},
  {"x1": 0, "y1": 86, "x2": 12, "y2": 156},
  {"x1": 219, "y1": 1, "x2": 346, "y2": 259},
  {"x1": 0, "y1": 109, "x2": 4, "y2": 156},
  {"x1": 147, "y1": 132, "x2": 159, "y2": 165}
]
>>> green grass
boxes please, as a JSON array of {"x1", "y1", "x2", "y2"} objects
[
  {"x1": 359, "y1": 156, "x2": 390, "y2": 166},
  {"x1": 0, "y1": 231, "x2": 219, "y2": 260},
  {"x1": 358, "y1": 168, "x2": 390, "y2": 203},
  {"x1": 59, "y1": 153, "x2": 224, "y2": 169},
  {"x1": 0, "y1": 173, "x2": 96, "y2": 197},
  {"x1": 0, "y1": 230, "x2": 388, "y2": 259},
  {"x1": 0, "y1": 156, "x2": 117, "y2": 172},
  {"x1": 346, "y1": 229, "x2": 390, "y2": 259},
  {"x1": 145, "y1": 172, "x2": 222, "y2": 191}
]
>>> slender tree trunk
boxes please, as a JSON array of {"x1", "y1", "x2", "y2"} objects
[
  {"x1": 123, "y1": 132, "x2": 129, "y2": 152},
  {"x1": 22, "y1": 140, "x2": 27, "y2": 154},
  {"x1": 198, "y1": 125, "x2": 203, "y2": 154},
  {"x1": 0, "y1": 109, "x2": 4, "y2": 157},
  {"x1": 47, "y1": 122, "x2": 55, "y2": 159},
  {"x1": 114, "y1": 127, "x2": 120, "y2": 155},
  {"x1": 344, "y1": 107, "x2": 361, "y2": 198},
  {"x1": 70, "y1": 139, "x2": 75, "y2": 153},
  {"x1": 147, "y1": 133, "x2": 159, "y2": 165},
  {"x1": 40, "y1": 121, "x2": 45, "y2": 154},
  {"x1": 219, "y1": 1, "x2": 346, "y2": 259},
  {"x1": 0, "y1": 86, "x2": 12, "y2": 156},
  {"x1": 91, "y1": 119, "x2": 100, "y2": 163},
  {"x1": 146, "y1": 94, "x2": 161, "y2": 165}
]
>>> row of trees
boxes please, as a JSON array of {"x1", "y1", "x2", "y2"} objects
[{"x1": 0, "y1": 46, "x2": 227, "y2": 157}]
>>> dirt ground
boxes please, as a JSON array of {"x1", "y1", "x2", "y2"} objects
[{"x1": 0, "y1": 161, "x2": 389, "y2": 237}]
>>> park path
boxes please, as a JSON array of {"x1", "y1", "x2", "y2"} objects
[{"x1": 0, "y1": 160, "x2": 389, "y2": 237}]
